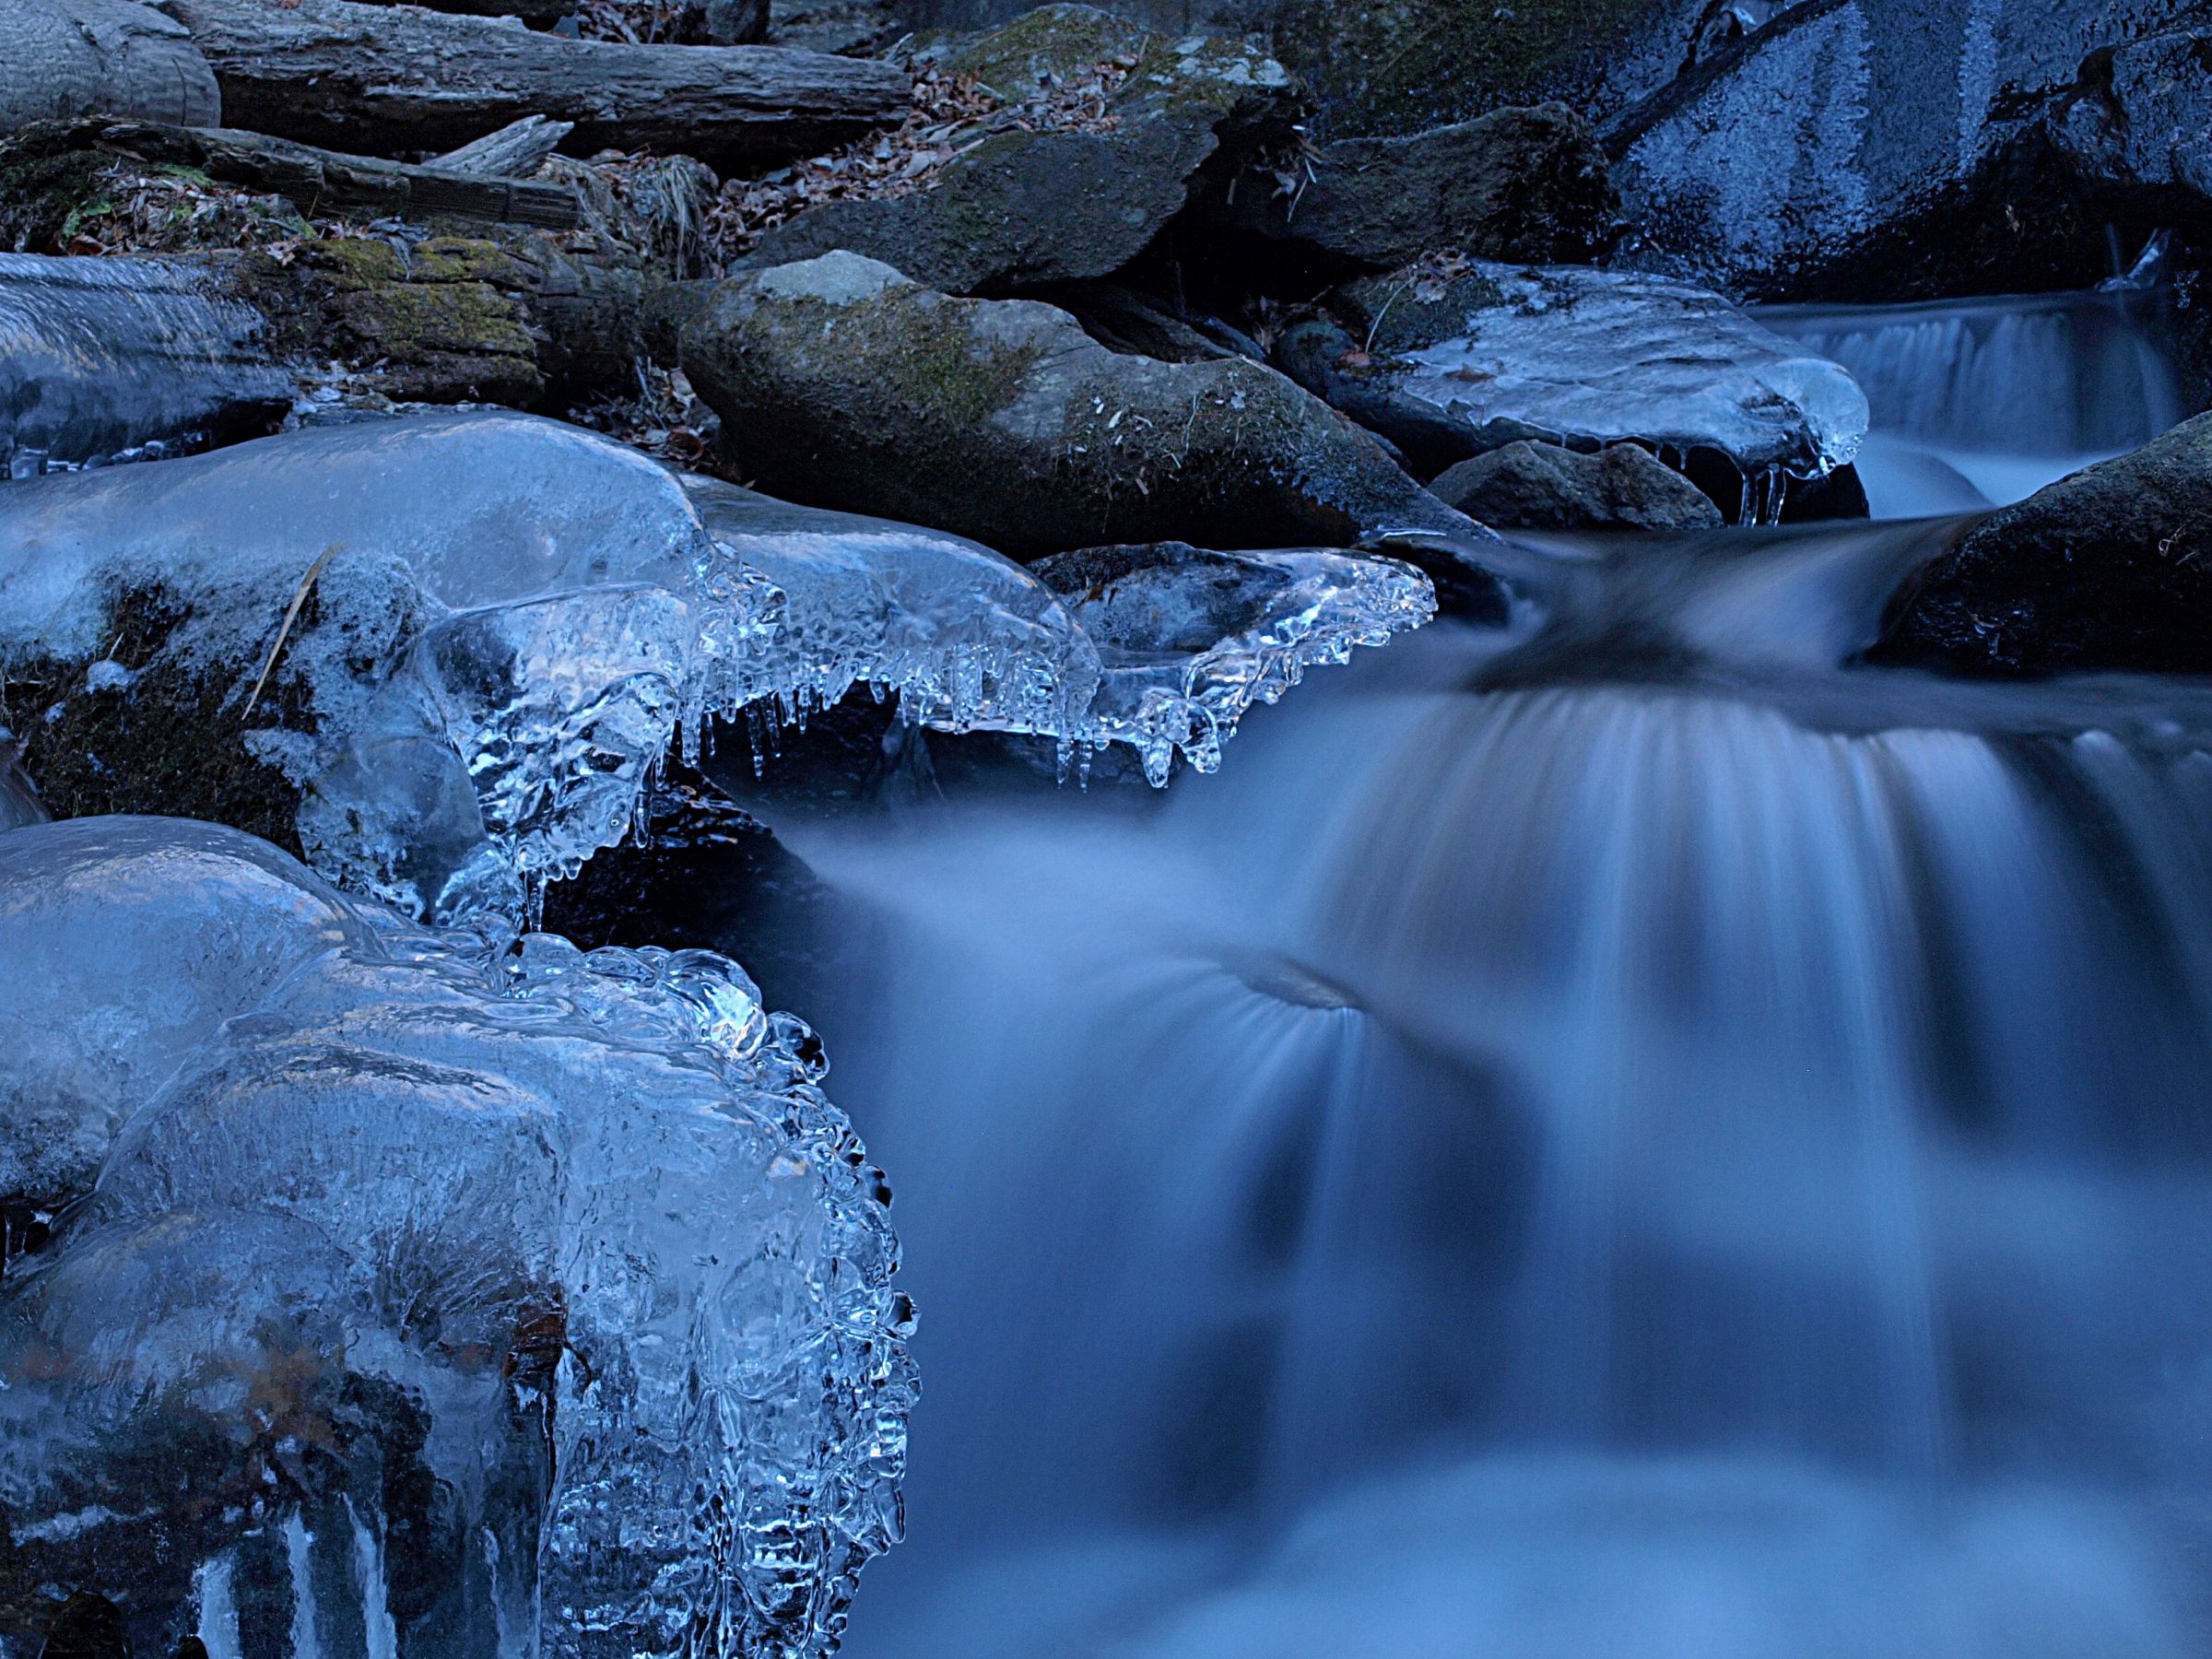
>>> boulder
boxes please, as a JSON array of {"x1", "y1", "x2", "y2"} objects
[
  {"x1": 1243, "y1": 0, "x2": 1717, "y2": 137},
  {"x1": 1877, "y1": 413, "x2": 2212, "y2": 677},
  {"x1": 1613, "y1": 0, "x2": 2201, "y2": 300},
  {"x1": 674, "y1": 251, "x2": 1488, "y2": 558},
  {"x1": 740, "y1": 5, "x2": 1298, "y2": 294},
  {"x1": 1429, "y1": 441, "x2": 1725, "y2": 531},
  {"x1": 1214, "y1": 102, "x2": 1618, "y2": 270},
  {"x1": 1283, "y1": 259, "x2": 1867, "y2": 508}
]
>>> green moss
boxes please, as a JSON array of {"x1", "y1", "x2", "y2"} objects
[
  {"x1": 0, "y1": 148, "x2": 105, "y2": 251},
  {"x1": 1266, "y1": 0, "x2": 1658, "y2": 136},
  {"x1": 779, "y1": 288, "x2": 1043, "y2": 427},
  {"x1": 936, "y1": 4, "x2": 1150, "y2": 97}
]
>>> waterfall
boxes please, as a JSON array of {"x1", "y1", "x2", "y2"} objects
[
  {"x1": 792, "y1": 597, "x2": 2212, "y2": 1656},
  {"x1": 1758, "y1": 289, "x2": 2181, "y2": 517}
]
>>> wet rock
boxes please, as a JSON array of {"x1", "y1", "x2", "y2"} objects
[
  {"x1": 675, "y1": 251, "x2": 1485, "y2": 557},
  {"x1": 1614, "y1": 0, "x2": 2199, "y2": 300},
  {"x1": 742, "y1": 5, "x2": 1298, "y2": 294},
  {"x1": 1877, "y1": 413, "x2": 2212, "y2": 677},
  {"x1": 1288, "y1": 259, "x2": 1866, "y2": 506},
  {"x1": 1215, "y1": 103, "x2": 1618, "y2": 270},
  {"x1": 1430, "y1": 441, "x2": 1724, "y2": 532}
]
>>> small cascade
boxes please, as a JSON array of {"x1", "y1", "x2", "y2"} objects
[
  {"x1": 1759, "y1": 288, "x2": 2181, "y2": 517},
  {"x1": 801, "y1": 569, "x2": 2212, "y2": 1655}
]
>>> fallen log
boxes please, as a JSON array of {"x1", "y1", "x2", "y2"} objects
[
  {"x1": 434, "y1": 114, "x2": 575, "y2": 176},
  {"x1": 4, "y1": 119, "x2": 582, "y2": 231},
  {"x1": 0, "y1": 0, "x2": 221, "y2": 133},
  {"x1": 166, "y1": 0, "x2": 911, "y2": 165}
]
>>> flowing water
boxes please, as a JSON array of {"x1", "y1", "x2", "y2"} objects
[
  {"x1": 1758, "y1": 285, "x2": 2181, "y2": 518},
  {"x1": 759, "y1": 298, "x2": 2212, "y2": 1657}
]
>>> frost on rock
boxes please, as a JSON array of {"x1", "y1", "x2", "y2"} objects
[
  {"x1": 1031, "y1": 543, "x2": 1435, "y2": 784},
  {"x1": 1356, "y1": 260, "x2": 1868, "y2": 511},
  {"x1": 0, "y1": 253, "x2": 292, "y2": 476},
  {"x1": 680, "y1": 474, "x2": 1102, "y2": 749},
  {"x1": 0, "y1": 816, "x2": 912, "y2": 1659}
]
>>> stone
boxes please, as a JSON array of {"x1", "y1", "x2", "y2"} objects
[
  {"x1": 1429, "y1": 441, "x2": 1726, "y2": 531},
  {"x1": 1613, "y1": 0, "x2": 2199, "y2": 300},
  {"x1": 1877, "y1": 412, "x2": 2212, "y2": 677},
  {"x1": 675, "y1": 251, "x2": 1487, "y2": 558},
  {"x1": 741, "y1": 5, "x2": 1298, "y2": 294},
  {"x1": 1214, "y1": 103, "x2": 1618, "y2": 269}
]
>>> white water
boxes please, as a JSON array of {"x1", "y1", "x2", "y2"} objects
[
  {"x1": 1759, "y1": 288, "x2": 2181, "y2": 517},
  {"x1": 782, "y1": 487, "x2": 2212, "y2": 1657}
]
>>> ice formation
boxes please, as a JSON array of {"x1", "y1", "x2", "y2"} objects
[
  {"x1": 1034, "y1": 543, "x2": 1437, "y2": 784},
  {"x1": 2, "y1": 411, "x2": 1431, "y2": 925},
  {"x1": 679, "y1": 475, "x2": 1103, "y2": 745},
  {"x1": 0, "y1": 815, "x2": 913, "y2": 1658},
  {"x1": 0, "y1": 253, "x2": 293, "y2": 475},
  {"x1": 1390, "y1": 261, "x2": 1868, "y2": 508}
]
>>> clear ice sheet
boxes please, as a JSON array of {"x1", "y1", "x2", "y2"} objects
[
  {"x1": 1033, "y1": 545, "x2": 1437, "y2": 785},
  {"x1": 0, "y1": 253, "x2": 293, "y2": 474},
  {"x1": 0, "y1": 815, "x2": 912, "y2": 1658},
  {"x1": 1393, "y1": 261, "x2": 1869, "y2": 482}
]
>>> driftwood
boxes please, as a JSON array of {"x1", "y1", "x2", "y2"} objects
[
  {"x1": 0, "y1": 0, "x2": 221, "y2": 134},
  {"x1": 29, "y1": 119, "x2": 584, "y2": 229},
  {"x1": 434, "y1": 115, "x2": 575, "y2": 177},
  {"x1": 167, "y1": 0, "x2": 911, "y2": 165}
]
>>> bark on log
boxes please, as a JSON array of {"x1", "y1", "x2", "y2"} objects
[
  {"x1": 349, "y1": 0, "x2": 571, "y2": 25},
  {"x1": 0, "y1": 0, "x2": 222, "y2": 133},
  {"x1": 39, "y1": 119, "x2": 584, "y2": 229},
  {"x1": 166, "y1": 0, "x2": 910, "y2": 165}
]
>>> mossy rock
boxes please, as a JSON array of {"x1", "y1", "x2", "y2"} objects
[{"x1": 679, "y1": 251, "x2": 1477, "y2": 557}]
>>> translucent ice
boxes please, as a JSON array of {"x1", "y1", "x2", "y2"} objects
[
  {"x1": 0, "y1": 816, "x2": 912, "y2": 1658},
  {"x1": 680, "y1": 475, "x2": 1102, "y2": 745},
  {"x1": 1032, "y1": 544, "x2": 1436, "y2": 785},
  {"x1": 1388, "y1": 261, "x2": 1868, "y2": 488},
  {"x1": 0, "y1": 253, "x2": 292, "y2": 474}
]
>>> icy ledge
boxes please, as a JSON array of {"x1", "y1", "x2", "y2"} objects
[
  {"x1": 0, "y1": 411, "x2": 1430, "y2": 926},
  {"x1": 0, "y1": 815, "x2": 913, "y2": 1658}
]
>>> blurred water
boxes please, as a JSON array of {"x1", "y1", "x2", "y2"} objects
[
  {"x1": 1759, "y1": 290, "x2": 2181, "y2": 518},
  {"x1": 787, "y1": 301, "x2": 2212, "y2": 1656}
]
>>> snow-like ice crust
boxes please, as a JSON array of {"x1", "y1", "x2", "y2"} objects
[
  {"x1": 1394, "y1": 261, "x2": 1868, "y2": 496},
  {"x1": 0, "y1": 815, "x2": 912, "y2": 1659},
  {"x1": 0, "y1": 411, "x2": 1431, "y2": 925}
]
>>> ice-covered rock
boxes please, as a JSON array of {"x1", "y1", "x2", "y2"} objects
[
  {"x1": 1301, "y1": 261, "x2": 1867, "y2": 513},
  {"x1": 0, "y1": 815, "x2": 912, "y2": 1659},
  {"x1": 679, "y1": 474, "x2": 1103, "y2": 741},
  {"x1": 1030, "y1": 543, "x2": 1435, "y2": 783},
  {"x1": 0, "y1": 409, "x2": 743, "y2": 924},
  {"x1": 0, "y1": 253, "x2": 292, "y2": 475}
]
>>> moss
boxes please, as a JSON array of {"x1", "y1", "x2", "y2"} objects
[
  {"x1": 7, "y1": 588, "x2": 310, "y2": 856},
  {"x1": 0, "y1": 148, "x2": 105, "y2": 251},
  {"x1": 936, "y1": 4, "x2": 1150, "y2": 95},
  {"x1": 779, "y1": 288, "x2": 1044, "y2": 427},
  {"x1": 1264, "y1": 0, "x2": 1660, "y2": 136}
]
